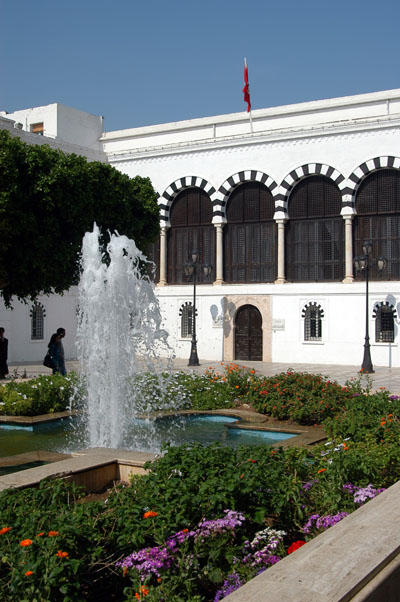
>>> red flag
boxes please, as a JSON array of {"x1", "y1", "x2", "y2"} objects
[{"x1": 243, "y1": 58, "x2": 251, "y2": 112}]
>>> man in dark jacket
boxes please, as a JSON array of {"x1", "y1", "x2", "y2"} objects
[
  {"x1": 0, "y1": 327, "x2": 8, "y2": 379},
  {"x1": 56, "y1": 327, "x2": 67, "y2": 376}
]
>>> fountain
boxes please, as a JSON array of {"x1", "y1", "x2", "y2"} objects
[
  {"x1": 76, "y1": 223, "x2": 172, "y2": 450},
  {"x1": 0, "y1": 225, "x2": 298, "y2": 461}
]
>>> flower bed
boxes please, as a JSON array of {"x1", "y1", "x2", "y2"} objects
[
  {"x1": 0, "y1": 367, "x2": 399, "y2": 600},
  {"x1": 0, "y1": 373, "x2": 82, "y2": 417}
]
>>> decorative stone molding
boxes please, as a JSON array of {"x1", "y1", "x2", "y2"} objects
[
  {"x1": 277, "y1": 163, "x2": 346, "y2": 219},
  {"x1": 372, "y1": 301, "x2": 397, "y2": 319},
  {"x1": 216, "y1": 171, "x2": 278, "y2": 222},
  {"x1": 157, "y1": 176, "x2": 218, "y2": 225},
  {"x1": 344, "y1": 156, "x2": 400, "y2": 210},
  {"x1": 301, "y1": 301, "x2": 325, "y2": 319},
  {"x1": 222, "y1": 295, "x2": 272, "y2": 363}
]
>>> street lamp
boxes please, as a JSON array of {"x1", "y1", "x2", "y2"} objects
[
  {"x1": 183, "y1": 250, "x2": 212, "y2": 366},
  {"x1": 353, "y1": 241, "x2": 386, "y2": 373}
]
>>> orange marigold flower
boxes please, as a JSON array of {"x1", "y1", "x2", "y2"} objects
[
  {"x1": 235, "y1": 385, "x2": 240, "y2": 389},
  {"x1": 123, "y1": 567, "x2": 129, "y2": 577},
  {"x1": 135, "y1": 585, "x2": 149, "y2": 599},
  {"x1": 143, "y1": 511, "x2": 158, "y2": 519},
  {"x1": 20, "y1": 539, "x2": 33, "y2": 547},
  {"x1": 48, "y1": 531, "x2": 59, "y2": 537},
  {"x1": 181, "y1": 528, "x2": 189, "y2": 533},
  {"x1": 56, "y1": 550, "x2": 69, "y2": 558},
  {"x1": 317, "y1": 468, "x2": 326, "y2": 474},
  {"x1": 0, "y1": 527, "x2": 11, "y2": 535},
  {"x1": 25, "y1": 570, "x2": 34, "y2": 577},
  {"x1": 37, "y1": 532, "x2": 45, "y2": 537}
]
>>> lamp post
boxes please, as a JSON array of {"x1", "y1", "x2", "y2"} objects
[
  {"x1": 184, "y1": 250, "x2": 212, "y2": 366},
  {"x1": 354, "y1": 241, "x2": 386, "y2": 374}
]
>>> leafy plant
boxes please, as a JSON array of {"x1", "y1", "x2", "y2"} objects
[{"x1": 0, "y1": 373, "x2": 82, "y2": 416}]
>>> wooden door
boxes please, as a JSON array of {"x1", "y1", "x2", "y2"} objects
[{"x1": 234, "y1": 305, "x2": 262, "y2": 361}]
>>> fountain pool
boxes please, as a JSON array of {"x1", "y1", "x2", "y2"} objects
[{"x1": 0, "y1": 414, "x2": 296, "y2": 458}]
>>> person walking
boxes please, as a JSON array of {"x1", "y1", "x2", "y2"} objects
[
  {"x1": 0, "y1": 327, "x2": 9, "y2": 379},
  {"x1": 48, "y1": 333, "x2": 62, "y2": 375},
  {"x1": 56, "y1": 327, "x2": 67, "y2": 376}
]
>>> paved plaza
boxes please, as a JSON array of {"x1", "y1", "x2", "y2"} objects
[{"x1": 4, "y1": 357, "x2": 400, "y2": 396}]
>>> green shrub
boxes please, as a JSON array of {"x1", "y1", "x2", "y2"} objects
[
  {"x1": 0, "y1": 373, "x2": 82, "y2": 416},
  {"x1": 246, "y1": 370, "x2": 353, "y2": 424}
]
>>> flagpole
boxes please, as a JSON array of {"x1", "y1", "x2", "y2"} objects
[{"x1": 244, "y1": 57, "x2": 253, "y2": 133}]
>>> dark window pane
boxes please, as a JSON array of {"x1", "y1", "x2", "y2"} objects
[
  {"x1": 167, "y1": 187, "x2": 215, "y2": 284},
  {"x1": 225, "y1": 182, "x2": 276, "y2": 283},
  {"x1": 286, "y1": 176, "x2": 344, "y2": 282},
  {"x1": 354, "y1": 169, "x2": 400, "y2": 281}
]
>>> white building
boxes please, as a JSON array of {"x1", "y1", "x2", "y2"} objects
[{"x1": 1, "y1": 91, "x2": 400, "y2": 367}]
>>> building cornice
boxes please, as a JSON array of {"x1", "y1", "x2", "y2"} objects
[
  {"x1": 106, "y1": 114, "x2": 400, "y2": 164},
  {"x1": 101, "y1": 88, "x2": 400, "y2": 142}
]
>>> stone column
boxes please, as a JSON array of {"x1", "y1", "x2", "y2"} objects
[
  {"x1": 158, "y1": 226, "x2": 168, "y2": 286},
  {"x1": 214, "y1": 223, "x2": 224, "y2": 285},
  {"x1": 275, "y1": 219, "x2": 287, "y2": 284},
  {"x1": 342, "y1": 215, "x2": 355, "y2": 283}
]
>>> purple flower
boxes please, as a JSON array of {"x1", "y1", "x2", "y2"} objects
[
  {"x1": 302, "y1": 479, "x2": 319, "y2": 491},
  {"x1": 389, "y1": 395, "x2": 399, "y2": 401},
  {"x1": 303, "y1": 512, "x2": 348, "y2": 534},
  {"x1": 214, "y1": 573, "x2": 242, "y2": 601},
  {"x1": 117, "y1": 511, "x2": 245, "y2": 579},
  {"x1": 116, "y1": 544, "x2": 174, "y2": 578},
  {"x1": 195, "y1": 510, "x2": 245, "y2": 540},
  {"x1": 353, "y1": 484, "x2": 386, "y2": 504}
]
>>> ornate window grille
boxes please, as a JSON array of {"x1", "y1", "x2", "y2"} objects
[
  {"x1": 354, "y1": 169, "x2": 400, "y2": 281},
  {"x1": 167, "y1": 188, "x2": 215, "y2": 284},
  {"x1": 302, "y1": 302, "x2": 324, "y2": 341},
  {"x1": 224, "y1": 182, "x2": 276, "y2": 283},
  {"x1": 179, "y1": 302, "x2": 197, "y2": 338},
  {"x1": 373, "y1": 302, "x2": 396, "y2": 343},
  {"x1": 30, "y1": 302, "x2": 46, "y2": 340},
  {"x1": 286, "y1": 176, "x2": 344, "y2": 282}
]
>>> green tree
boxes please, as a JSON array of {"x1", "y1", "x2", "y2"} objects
[{"x1": 0, "y1": 130, "x2": 159, "y2": 305}]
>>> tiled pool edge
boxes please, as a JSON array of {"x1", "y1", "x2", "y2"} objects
[
  {"x1": 0, "y1": 408, "x2": 326, "y2": 447},
  {"x1": 0, "y1": 448, "x2": 155, "y2": 493}
]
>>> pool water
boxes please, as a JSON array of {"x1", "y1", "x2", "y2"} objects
[
  {"x1": 151, "y1": 415, "x2": 295, "y2": 448},
  {"x1": 0, "y1": 414, "x2": 296, "y2": 458}
]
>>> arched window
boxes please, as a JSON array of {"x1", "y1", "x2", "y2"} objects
[
  {"x1": 167, "y1": 188, "x2": 215, "y2": 284},
  {"x1": 354, "y1": 169, "x2": 400, "y2": 280},
  {"x1": 302, "y1": 302, "x2": 324, "y2": 341},
  {"x1": 179, "y1": 302, "x2": 197, "y2": 338},
  {"x1": 373, "y1": 302, "x2": 396, "y2": 343},
  {"x1": 30, "y1": 302, "x2": 46, "y2": 340},
  {"x1": 224, "y1": 182, "x2": 276, "y2": 283},
  {"x1": 286, "y1": 176, "x2": 344, "y2": 281}
]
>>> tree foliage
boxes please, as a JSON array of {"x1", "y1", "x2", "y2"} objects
[{"x1": 0, "y1": 130, "x2": 159, "y2": 305}]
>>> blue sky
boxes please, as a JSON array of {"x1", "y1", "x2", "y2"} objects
[{"x1": 2, "y1": 0, "x2": 400, "y2": 132}]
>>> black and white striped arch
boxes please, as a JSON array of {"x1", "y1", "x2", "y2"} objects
[
  {"x1": 157, "y1": 176, "x2": 217, "y2": 225},
  {"x1": 214, "y1": 171, "x2": 278, "y2": 222},
  {"x1": 276, "y1": 164, "x2": 346, "y2": 219}
]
